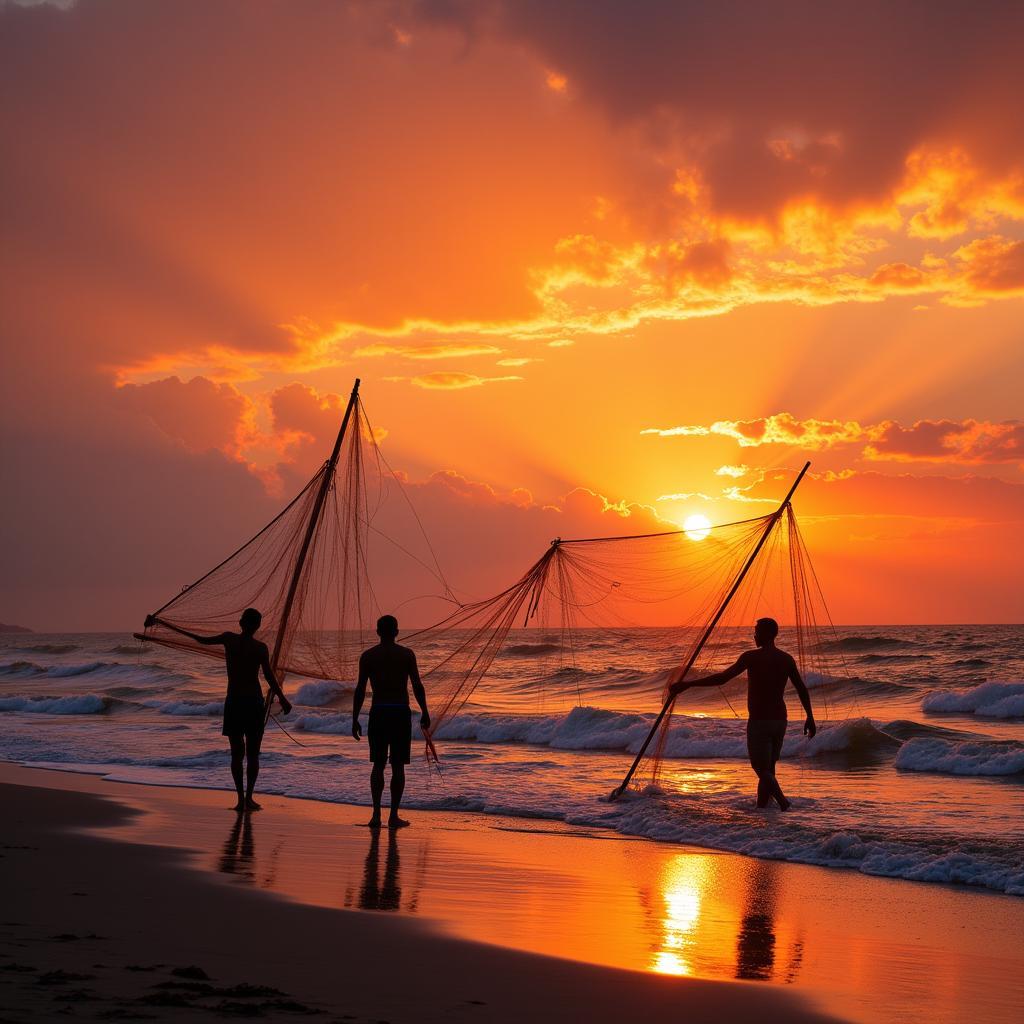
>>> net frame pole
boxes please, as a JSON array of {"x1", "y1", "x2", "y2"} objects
[
  {"x1": 609, "y1": 460, "x2": 811, "y2": 799},
  {"x1": 265, "y1": 377, "x2": 361, "y2": 704}
]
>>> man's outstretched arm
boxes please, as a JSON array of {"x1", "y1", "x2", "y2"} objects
[
  {"x1": 789, "y1": 657, "x2": 816, "y2": 737},
  {"x1": 670, "y1": 655, "x2": 747, "y2": 696},
  {"x1": 351, "y1": 655, "x2": 369, "y2": 740},
  {"x1": 258, "y1": 648, "x2": 291, "y2": 714},
  {"x1": 144, "y1": 615, "x2": 226, "y2": 646},
  {"x1": 409, "y1": 652, "x2": 430, "y2": 730}
]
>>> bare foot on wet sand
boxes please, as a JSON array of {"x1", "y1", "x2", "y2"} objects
[{"x1": 388, "y1": 816, "x2": 410, "y2": 829}]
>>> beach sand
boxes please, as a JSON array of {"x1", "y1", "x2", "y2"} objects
[{"x1": 1, "y1": 764, "x2": 1020, "y2": 1023}]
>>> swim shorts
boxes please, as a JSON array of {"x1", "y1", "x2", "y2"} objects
[
  {"x1": 222, "y1": 694, "x2": 266, "y2": 740},
  {"x1": 368, "y1": 704, "x2": 413, "y2": 764}
]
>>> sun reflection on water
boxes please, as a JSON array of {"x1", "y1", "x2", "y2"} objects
[{"x1": 649, "y1": 855, "x2": 707, "y2": 976}]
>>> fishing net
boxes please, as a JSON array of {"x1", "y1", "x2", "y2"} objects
[{"x1": 137, "y1": 382, "x2": 850, "y2": 795}]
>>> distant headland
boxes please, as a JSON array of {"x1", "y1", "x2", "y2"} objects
[{"x1": 0, "y1": 622, "x2": 34, "y2": 634}]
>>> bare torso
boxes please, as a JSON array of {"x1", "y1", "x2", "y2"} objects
[
  {"x1": 359, "y1": 643, "x2": 416, "y2": 705},
  {"x1": 220, "y1": 633, "x2": 267, "y2": 699},
  {"x1": 739, "y1": 646, "x2": 797, "y2": 720}
]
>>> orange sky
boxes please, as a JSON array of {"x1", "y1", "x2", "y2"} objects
[{"x1": 2, "y1": 0, "x2": 1023, "y2": 629}]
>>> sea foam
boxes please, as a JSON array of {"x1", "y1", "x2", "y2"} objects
[
  {"x1": 293, "y1": 680, "x2": 353, "y2": 707},
  {"x1": 0, "y1": 694, "x2": 109, "y2": 714},
  {"x1": 922, "y1": 680, "x2": 1024, "y2": 718},
  {"x1": 895, "y1": 737, "x2": 1024, "y2": 776}
]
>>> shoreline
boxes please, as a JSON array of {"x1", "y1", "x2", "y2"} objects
[
  {"x1": 4, "y1": 763, "x2": 1023, "y2": 1022},
  {"x1": 12, "y1": 748, "x2": 1024, "y2": 900},
  {"x1": 1, "y1": 763, "x2": 841, "y2": 1024}
]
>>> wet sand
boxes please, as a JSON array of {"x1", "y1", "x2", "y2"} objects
[{"x1": 2, "y1": 764, "x2": 1020, "y2": 1022}]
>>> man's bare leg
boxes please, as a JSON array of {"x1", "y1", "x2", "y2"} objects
[
  {"x1": 388, "y1": 763, "x2": 409, "y2": 828},
  {"x1": 229, "y1": 736, "x2": 246, "y2": 811},
  {"x1": 244, "y1": 731, "x2": 262, "y2": 811},
  {"x1": 368, "y1": 760, "x2": 386, "y2": 827},
  {"x1": 769, "y1": 735, "x2": 790, "y2": 810}
]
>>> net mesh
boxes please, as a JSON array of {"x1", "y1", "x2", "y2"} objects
[{"x1": 138, "y1": 385, "x2": 851, "y2": 794}]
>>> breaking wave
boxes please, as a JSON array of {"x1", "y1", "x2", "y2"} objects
[
  {"x1": 147, "y1": 699, "x2": 223, "y2": 717},
  {"x1": 0, "y1": 659, "x2": 193, "y2": 686},
  {"x1": 602, "y1": 794, "x2": 1024, "y2": 896},
  {"x1": 293, "y1": 680, "x2": 353, "y2": 707},
  {"x1": 428, "y1": 707, "x2": 899, "y2": 760},
  {"x1": 0, "y1": 694, "x2": 109, "y2": 714},
  {"x1": 895, "y1": 737, "x2": 1024, "y2": 776},
  {"x1": 922, "y1": 680, "x2": 1024, "y2": 719}
]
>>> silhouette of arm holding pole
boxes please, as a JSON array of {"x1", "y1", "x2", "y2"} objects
[
  {"x1": 144, "y1": 615, "x2": 227, "y2": 646},
  {"x1": 670, "y1": 654, "x2": 748, "y2": 696}
]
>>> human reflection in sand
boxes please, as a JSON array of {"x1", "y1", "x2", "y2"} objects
[
  {"x1": 358, "y1": 828, "x2": 403, "y2": 911},
  {"x1": 216, "y1": 812, "x2": 282, "y2": 890},
  {"x1": 218, "y1": 812, "x2": 256, "y2": 883},
  {"x1": 734, "y1": 861, "x2": 803, "y2": 983}
]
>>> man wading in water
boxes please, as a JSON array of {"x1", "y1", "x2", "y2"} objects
[
  {"x1": 670, "y1": 617, "x2": 815, "y2": 809},
  {"x1": 144, "y1": 608, "x2": 292, "y2": 812},
  {"x1": 352, "y1": 615, "x2": 430, "y2": 829}
]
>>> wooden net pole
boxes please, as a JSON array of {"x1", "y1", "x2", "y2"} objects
[{"x1": 264, "y1": 378, "x2": 361, "y2": 719}]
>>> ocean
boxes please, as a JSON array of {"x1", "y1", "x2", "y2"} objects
[{"x1": 2, "y1": 625, "x2": 1022, "y2": 896}]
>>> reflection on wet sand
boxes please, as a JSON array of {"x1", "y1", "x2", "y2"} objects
[
  {"x1": 734, "y1": 861, "x2": 805, "y2": 984},
  {"x1": 736, "y1": 860, "x2": 778, "y2": 980},
  {"x1": 358, "y1": 829, "x2": 402, "y2": 911},
  {"x1": 216, "y1": 812, "x2": 283, "y2": 890},
  {"x1": 218, "y1": 812, "x2": 255, "y2": 882},
  {"x1": 648, "y1": 855, "x2": 707, "y2": 976},
  {"x1": 125, "y1": 788, "x2": 1016, "y2": 1024},
  {"x1": 342, "y1": 828, "x2": 427, "y2": 913},
  {"x1": 644, "y1": 854, "x2": 805, "y2": 986}
]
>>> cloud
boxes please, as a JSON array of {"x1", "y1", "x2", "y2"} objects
[
  {"x1": 642, "y1": 414, "x2": 867, "y2": 449},
  {"x1": 6, "y1": 0, "x2": 1022, "y2": 391},
  {"x1": 867, "y1": 262, "x2": 931, "y2": 292},
  {"x1": 425, "y1": 470, "x2": 534, "y2": 509},
  {"x1": 865, "y1": 419, "x2": 1024, "y2": 465},
  {"x1": 657, "y1": 491, "x2": 713, "y2": 502},
  {"x1": 115, "y1": 376, "x2": 252, "y2": 457},
  {"x1": 643, "y1": 413, "x2": 1024, "y2": 467},
  {"x1": 354, "y1": 342, "x2": 504, "y2": 360},
  {"x1": 952, "y1": 236, "x2": 1024, "y2": 295},
  {"x1": 387, "y1": 372, "x2": 524, "y2": 390}
]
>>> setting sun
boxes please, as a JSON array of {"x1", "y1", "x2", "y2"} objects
[{"x1": 683, "y1": 514, "x2": 712, "y2": 541}]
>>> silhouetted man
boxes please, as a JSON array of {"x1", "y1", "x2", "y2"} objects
[
  {"x1": 670, "y1": 617, "x2": 815, "y2": 810},
  {"x1": 352, "y1": 614, "x2": 430, "y2": 829},
  {"x1": 144, "y1": 608, "x2": 291, "y2": 812}
]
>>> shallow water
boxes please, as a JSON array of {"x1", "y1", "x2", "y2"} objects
[{"x1": 1, "y1": 624, "x2": 1022, "y2": 895}]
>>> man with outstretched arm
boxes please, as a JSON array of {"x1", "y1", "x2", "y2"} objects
[
  {"x1": 670, "y1": 617, "x2": 815, "y2": 810},
  {"x1": 143, "y1": 608, "x2": 291, "y2": 812},
  {"x1": 352, "y1": 614, "x2": 430, "y2": 829}
]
